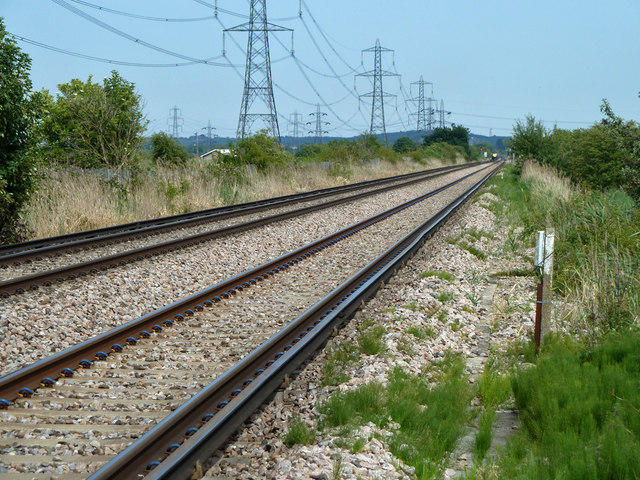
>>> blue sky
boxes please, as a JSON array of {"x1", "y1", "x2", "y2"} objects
[{"x1": 2, "y1": 0, "x2": 639, "y2": 139}]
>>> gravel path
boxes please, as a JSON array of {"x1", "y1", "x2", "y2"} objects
[
  {"x1": 199, "y1": 181, "x2": 536, "y2": 479},
  {"x1": 0, "y1": 165, "x2": 490, "y2": 377}
]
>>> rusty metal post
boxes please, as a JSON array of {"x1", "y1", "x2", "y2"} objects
[{"x1": 535, "y1": 283, "x2": 543, "y2": 354}]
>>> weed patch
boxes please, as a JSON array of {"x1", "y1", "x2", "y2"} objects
[
  {"x1": 407, "y1": 325, "x2": 436, "y2": 340},
  {"x1": 479, "y1": 331, "x2": 640, "y2": 479},
  {"x1": 437, "y1": 290, "x2": 455, "y2": 303},
  {"x1": 319, "y1": 364, "x2": 473, "y2": 479},
  {"x1": 358, "y1": 324, "x2": 387, "y2": 355},
  {"x1": 282, "y1": 417, "x2": 316, "y2": 447},
  {"x1": 322, "y1": 342, "x2": 359, "y2": 386},
  {"x1": 421, "y1": 270, "x2": 455, "y2": 281}
]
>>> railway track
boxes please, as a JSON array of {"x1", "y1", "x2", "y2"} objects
[
  {"x1": 0, "y1": 163, "x2": 480, "y2": 275},
  {"x1": 0, "y1": 163, "x2": 501, "y2": 479},
  {"x1": 0, "y1": 163, "x2": 485, "y2": 296}
]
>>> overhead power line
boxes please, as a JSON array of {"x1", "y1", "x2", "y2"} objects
[
  {"x1": 66, "y1": 0, "x2": 217, "y2": 22},
  {"x1": 50, "y1": 0, "x2": 238, "y2": 67},
  {"x1": 301, "y1": 0, "x2": 357, "y2": 72},
  {"x1": 10, "y1": 33, "x2": 225, "y2": 68}
]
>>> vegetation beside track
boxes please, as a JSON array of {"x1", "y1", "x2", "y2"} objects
[{"x1": 467, "y1": 159, "x2": 640, "y2": 479}]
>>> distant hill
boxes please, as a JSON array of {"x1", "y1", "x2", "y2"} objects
[{"x1": 162, "y1": 129, "x2": 511, "y2": 155}]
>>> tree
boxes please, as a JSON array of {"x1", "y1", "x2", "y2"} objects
[
  {"x1": 151, "y1": 132, "x2": 190, "y2": 165},
  {"x1": 601, "y1": 97, "x2": 640, "y2": 203},
  {"x1": 0, "y1": 19, "x2": 42, "y2": 243},
  {"x1": 233, "y1": 130, "x2": 289, "y2": 171},
  {"x1": 424, "y1": 125, "x2": 471, "y2": 157},
  {"x1": 392, "y1": 137, "x2": 418, "y2": 154},
  {"x1": 41, "y1": 70, "x2": 147, "y2": 168},
  {"x1": 510, "y1": 115, "x2": 548, "y2": 160}
]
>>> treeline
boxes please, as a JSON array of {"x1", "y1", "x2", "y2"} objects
[
  {"x1": 509, "y1": 107, "x2": 640, "y2": 203},
  {"x1": 391, "y1": 125, "x2": 492, "y2": 163}
]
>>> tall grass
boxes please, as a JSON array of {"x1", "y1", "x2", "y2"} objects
[
  {"x1": 487, "y1": 161, "x2": 640, "y2": 337},
  {"x1": 22, "y1": 158, "x2": 428, "y2": 240},
  {"x1": 488, "y1": 332, "x2": 640, "y2": 480}
]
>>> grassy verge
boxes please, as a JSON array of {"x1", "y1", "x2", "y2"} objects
[
  {"x1": 23, "y1": 158, "x2": 428, "y2": 240},
  {"x1": 487, "y1": 161, "x2": 639, "y2": 340},
  {"x1": 468, "y1": 160, "x2": 640, "y2": 478},
  {"x1": 319, "y1": 358, "x2": 474, "y2": 479},
  {"x1": 470, "y1": 331, "x2": 640, "y2": 479}
]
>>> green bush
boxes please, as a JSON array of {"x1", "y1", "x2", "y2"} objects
[
  {"x1": 151, "y1": 132, "x2": 191, "y2": 165},
  {"x1": 424, "y1": 141, "x2": 465, "y2": 162},
  {"x1": 39, "y1": 71, "x2": 146, "y2": 169},
  {"x1": 602, "y1": 97, "x2": 640, "y2": 203},
  {"x1": 424, "y1": 125, "x2": 472, "y2": 158},
  {"x1": 233, "y1": 130, "x2": 291, "y2": 171},
  {"x1": 0, "y1": 19, "x2": 43, "y2": 243},
  {"x1": 393, "y1": 136, "x2": 418, "y2": 154}
]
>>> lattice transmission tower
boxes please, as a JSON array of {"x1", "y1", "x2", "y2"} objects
[
  {"x1": 168, "y1": 106, "x2": 184, "y2": 138},
  {"x1": 225, "y1": 0, "x2": 291, "y2": 139},
  {"x1": 435, "y1": 99, "x2": 451, "y2": 128},
  {"x1": 409, "y1": 76, "x2": 433, "y2": 139},
  {"x1": 356, "y1": 39, "x2": 399, "y2": 144},
  {"x1": 289, "y1": 111, "x2": 305, "y2": 146},
  {"x1": 308, "y1": 104, "x2": 330, "y2": 144}
]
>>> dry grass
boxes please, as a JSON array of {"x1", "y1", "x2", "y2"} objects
[
  {"x1": 23, "y1": 159, "x2": 428, "y2": 240},
  {"x1": 559, "y1": 246, "x2": 639, "y2": 342},
  {"x1": 521, "y1": 160, "x2": 574, "y2": 203}
]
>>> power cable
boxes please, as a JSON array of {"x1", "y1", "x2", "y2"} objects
[
  {"x1": 297, "y1": 15, "x2": 360, "y2": 80},
  {"x1": 192, "y1": 0, "x2": 299, "y2": 22},
  {"x1": 301, "y1": 0, "x2": 358, "y2": 72},
  {"x1": 50, "y1": 0, "x2": 239, "y2": 67},
  {"x1": 10, "y1": 33, "x2": 226, "y2": 67},
  {"x1": 66, "y1": 0, "x2": 217, "y2": 22}
]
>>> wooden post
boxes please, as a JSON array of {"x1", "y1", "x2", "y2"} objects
[{"x1": 540, "y1": 228, "x2": 554, "y2": 344}]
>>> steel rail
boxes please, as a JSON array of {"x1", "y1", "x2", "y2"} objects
[
  {"x1": 91, "y1": 163, "x2": 503, "y2": 480},
  {"x1": 0, "y1": 163, "x2": 486, "y2": 297},
  {"x1": 0, "y1": 164, "x2": 494, "y2": 405},
  {"x1": 0, "y1": 162, "x2": 483, "y2": 263}
]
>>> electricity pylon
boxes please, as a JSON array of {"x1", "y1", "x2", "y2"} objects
[
  {"x1": 201, "y1": 121, "x2": 217, "y2": 149},
  {"x1": 356, "y1": 39, "x2": 399, "y2": 144},
  {"x1": 168, "y1": 106, "x2": 183, "y2": 138},
  {"x1": 435, "y1": 99, "x2": 451, "y2": 128},
  {"x1": 409, "y1": 76, "x2": 433, "y2": 140},
  {"x1": 225, "y1": 0, "x2": 292, "y2": 139},
  {"x1": 307, "y1": 104, "x2": 329, "y2": 144},
  {"x1": 289, "y1": 111, "x2": 304, "y2": 146}
]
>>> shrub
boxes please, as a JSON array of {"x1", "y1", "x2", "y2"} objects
[
  {"x1": 40, "y1": 70, "x2": 146, "y2": 169},
  {"x1": 0, "y1": 20, "x2": 43, "y2": 243},
  {"x1": 393, "y1": 136, "x2": 418, "y2": 154},
  {"x1": 493, "y1": 332, "x2": 640, "y2": 479},
  {"x1": 151, "y1": 132, "x2": 191, "y2": 165}
]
